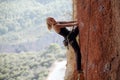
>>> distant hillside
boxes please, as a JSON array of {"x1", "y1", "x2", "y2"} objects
[
  {"x1": 0, "y1": 43, "x2": 66, "y2": 80},
  {"x1": 0, "y1": 32, "x2": 64, "y2": 53},
  {"x1": 0, "y1": 0, "x2": 72, "y2": 53}
]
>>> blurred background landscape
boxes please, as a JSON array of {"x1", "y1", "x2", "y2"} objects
[{"x1": 0, "y1": 0, "x2": 72, "y2": 80}]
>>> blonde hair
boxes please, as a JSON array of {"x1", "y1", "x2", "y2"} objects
[
  {"x1": 46, "y1": 17, "x2": 56, "y2": 30},
  {"x1": 46, "y1": 21, "x2": 52, "y2": 30}
]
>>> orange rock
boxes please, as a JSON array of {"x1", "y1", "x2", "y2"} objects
[{"x1": 65, "y1": 0, "x2": 120, "y2": 80}]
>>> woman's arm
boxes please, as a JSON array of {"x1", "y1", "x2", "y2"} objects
[
  {"x1": 58, "y1": 21, "x2": 77, "y2": 24},
  {"x1": 56, "y1": 22, "x2": 78, "y2": 28}
]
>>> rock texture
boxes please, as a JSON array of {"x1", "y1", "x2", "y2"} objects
[
  {"x1": 64, "y1": 36, "x2": 79, "y2": 80},
  {"x1": 65, "y1": 0, "x2": 120, "y2": 80},
  {"x1": 64, "y1": 45, "x2": 77, "y2": 80}
]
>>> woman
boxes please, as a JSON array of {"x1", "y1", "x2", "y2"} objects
[{"x1": 46, "y1": 17, "x2": 82, "y2": 72}]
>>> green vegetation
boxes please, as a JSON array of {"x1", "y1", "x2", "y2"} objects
[
  {"x1": 0, "y1": 0, "x2": 72, "y2": 44},
  {"x1": 0, "y1": 43, "x2": 66, "y2": 80},
  {"x1": 0, "y1": 0, "x2": 72, "y2": 53},
  {"x1": 0, "y1": 0, "x2": 72, "y2": 80}
]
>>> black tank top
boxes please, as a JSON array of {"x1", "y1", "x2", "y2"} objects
[{"x1": 59, "y1": 28, "x2": 70, "y2": 38}]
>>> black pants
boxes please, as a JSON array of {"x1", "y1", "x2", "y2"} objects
[
  {"x1": 69, "y1": 39, "x2": 82, "y2": 71},
  {"x1": 61, "y1": 27, "x2": 82, "y2": 72},
  {"x1": 67, "y1": 27, "x2": 82, "y2": 71},
  {"x1": 63, "y1": 27, "x2": 79, "y2": 46}
]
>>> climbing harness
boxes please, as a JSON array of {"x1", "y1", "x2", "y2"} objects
[{"x1": 63, "y1": 26, "x2": 77, "y2": 47}]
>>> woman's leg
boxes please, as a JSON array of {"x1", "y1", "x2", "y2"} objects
[
  {"x1": 60, "y1": 27, "x2": 82, "y2": 71},
  {"x1": 69, "y1": 39, "x2": 82, "y2": 72},
  {"x1": 67, "y1": 27, "x2": 79, "y2": 41},
  {"x1": 67, "y1": 27, "x2": 82, "y2": 72},
  {"x1": 60, "y1": 27, "x2": 79, "y2": 46}
]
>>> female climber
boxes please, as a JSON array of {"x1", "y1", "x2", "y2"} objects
[{"x1": 46, "y1": 17, "x2": 82, "y2": 73}]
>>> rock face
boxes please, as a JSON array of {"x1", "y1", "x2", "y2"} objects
[
  {"x1": 65, "y1": 0, "x2": 120, "y2": 80},
  {"x1": 64, "y1": 45, "x2": 77, "y2": 80}
]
